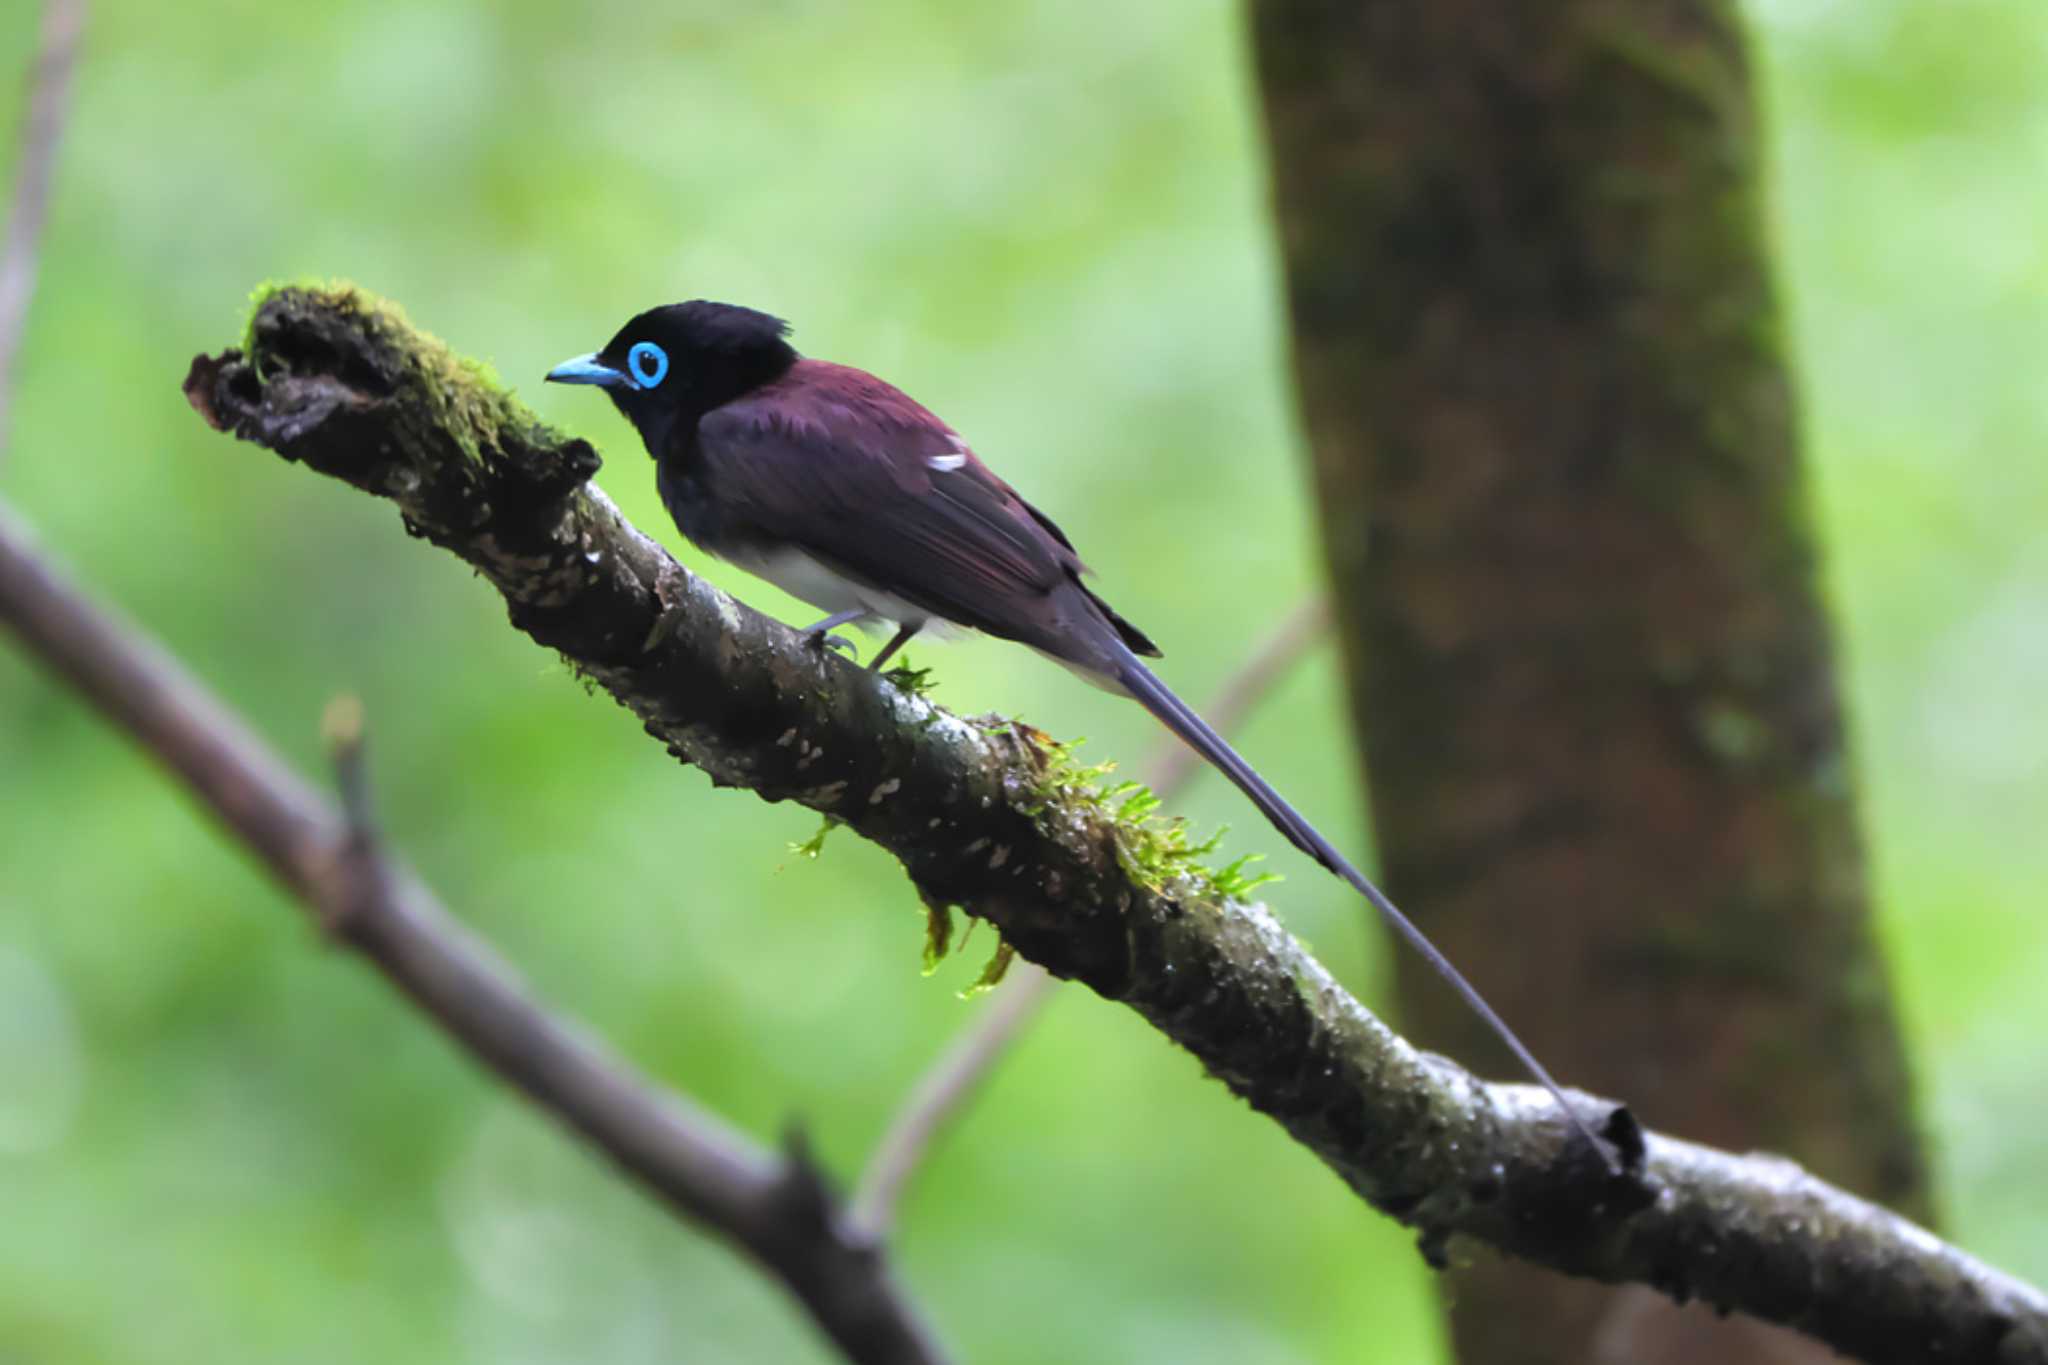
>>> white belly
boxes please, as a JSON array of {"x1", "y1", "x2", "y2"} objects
[{"x1": 724, "y1": 545, "x2": 965, "y2": 638}]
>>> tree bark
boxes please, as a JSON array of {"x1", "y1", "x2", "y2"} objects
[{"x1": 1248, "y1": 3, "x2": 1930, "y2": 1361}]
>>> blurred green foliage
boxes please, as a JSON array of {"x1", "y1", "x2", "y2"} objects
[{"x1": 0, "y1": 1, "x2": 2042, "y2": 1360}]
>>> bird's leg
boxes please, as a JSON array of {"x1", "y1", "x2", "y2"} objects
[
  {"x1": 800, "y1": 608, "x2": 866, "y2": 658},
  {"x1": 867, "y1": 623, "x2": 921, "y2": 673}
]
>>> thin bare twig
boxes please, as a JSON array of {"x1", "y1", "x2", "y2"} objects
[
  {"x1": 852, "y1": 596, "x2": 1330, "y2": 1234},
  {"x1": 852, "y1": 963, "x2": 1054, "y2": 1235},
  {"x1": 0, "y1": 0, "x2": 85, "y2": 466},
  {"x1": 0, "y1": 498, "x2": 950, "y2": 1365}
]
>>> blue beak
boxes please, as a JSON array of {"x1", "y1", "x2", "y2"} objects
[{"x1": 545, "y1": 352, "x2": 633, "y2": 389}]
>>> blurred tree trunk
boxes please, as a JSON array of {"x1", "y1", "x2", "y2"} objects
[{"x1": 1248, "y1": 4, "x2": 1930, "y2": 1362}]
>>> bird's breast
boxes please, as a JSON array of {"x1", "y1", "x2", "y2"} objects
[{"x1": 655, "y1": 453, "x2": 733, "y2": 556}]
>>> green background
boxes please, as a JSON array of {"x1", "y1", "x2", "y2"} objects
[{"x1": 1, "y1": 1, "x2": 2042, "y2": 1360}]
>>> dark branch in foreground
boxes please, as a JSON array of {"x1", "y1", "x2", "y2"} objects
[
  {"x1": 175, "y1": 286, "x2": 2047, "y2": 1365},
  {"x1": 0, "y1": 500, "x2": 949, "y2": 1365}
]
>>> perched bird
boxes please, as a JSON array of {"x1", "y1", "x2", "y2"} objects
[{"x1": 548, "y1": 301, "x2": 1605, "y2": 1161}]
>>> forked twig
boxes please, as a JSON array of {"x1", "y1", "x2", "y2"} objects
[{"x1": 0, "y1": 500, "x2": 949, "y2": 1365}]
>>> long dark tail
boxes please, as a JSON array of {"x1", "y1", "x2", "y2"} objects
[{"x1": 1111, "y1": 647, "x2": 1608, "y2": 1163}]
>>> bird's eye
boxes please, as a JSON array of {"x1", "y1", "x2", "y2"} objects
[{"x1": 627, "y1": 341, "x2": 669, "y2": 388}]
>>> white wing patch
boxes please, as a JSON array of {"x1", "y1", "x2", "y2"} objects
[{"x1": 927, "y1": 453, "x2": 967, "y2": 472}]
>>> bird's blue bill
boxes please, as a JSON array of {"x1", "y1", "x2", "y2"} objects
[{"x1": 545, "y1": 353, "x2": 632, "y2": 388}]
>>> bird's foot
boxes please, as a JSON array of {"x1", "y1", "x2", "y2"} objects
[
  {"x1": 805, "y1": 628, "x2": 859, "y2": 660},
  {"x1": 798, "y1": 609, "x2": 868, "y2": 662}
]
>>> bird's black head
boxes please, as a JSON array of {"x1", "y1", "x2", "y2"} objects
[{"x1": 545, "y1": 301, "x2": 799, "y2": 455}]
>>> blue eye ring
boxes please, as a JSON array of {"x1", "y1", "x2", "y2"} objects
[{"x1": 627, "y1": 341, "x2": 669, "y2": 389}]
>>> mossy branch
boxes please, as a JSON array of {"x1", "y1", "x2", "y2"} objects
[{"x1": 180, "y1": 285, "x2": 2048, "y2": 1365}]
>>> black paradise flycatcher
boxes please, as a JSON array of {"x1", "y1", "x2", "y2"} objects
[{"x1": 547, "y1": 300, "x2": 1609, "y2": 1164}]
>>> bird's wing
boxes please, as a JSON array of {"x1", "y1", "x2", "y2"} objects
[{"x1": 696, "y1": 364, "x2": 1158, "y2": 660}]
